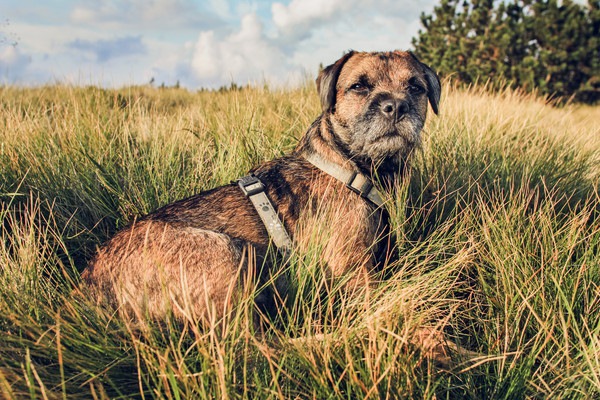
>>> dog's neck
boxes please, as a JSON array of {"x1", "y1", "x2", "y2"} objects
[
  {"x1": 353, "y1": 155, "x2": 405, "y2": 187},
  {"x1": 295, "y1": 115, "x2": 354, "y2": 170},
  {"x1": 295, "y1": 114, "x2": 405, "y2": 189}
]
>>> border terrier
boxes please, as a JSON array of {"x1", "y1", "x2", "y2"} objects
[{"x1": 82, "y1": 50, "x2": 441, "y2": 324}]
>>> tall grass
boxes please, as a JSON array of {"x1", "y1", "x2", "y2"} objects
[{"x1": 0, "y1": 82, "x2": 598, "y2": 398}]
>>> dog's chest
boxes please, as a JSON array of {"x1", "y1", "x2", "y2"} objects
[{"x1": 292, "y1": 183, "x2": 389, "y2": 273}]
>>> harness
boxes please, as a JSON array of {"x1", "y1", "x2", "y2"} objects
[
  {"x1": 237, "y1": 154, "x2": 385, "y2": 255},
  {"x1": 237, "y1": 174, "x2": 293, "y2": 254}
]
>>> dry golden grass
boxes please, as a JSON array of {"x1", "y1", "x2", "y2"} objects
[{"x1": 0, "y1": 82, "x2": 598, "y2": 398}]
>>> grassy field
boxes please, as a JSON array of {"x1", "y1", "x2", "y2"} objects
[{"x1": 0, "y1": 82, "x2": 599, "y2": 399}]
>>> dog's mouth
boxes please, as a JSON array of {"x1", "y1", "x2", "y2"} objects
[
  {"x1": 381, "y1": 129, "x2": 402, "y2": 138},
  {"x1": 348, "y1": 112, "x2": 423, "y2": 162},
  {"x1": 362, "y1": 109, "x2": 417, "y2": 131},
  {"x1": 375, "y1": 120, "x2": 419, "y2": 142}
]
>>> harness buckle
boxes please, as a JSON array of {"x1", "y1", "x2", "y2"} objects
[
  {"x1": 346, "y1": 172, "x2": 373, "y2": 198},
  {"x1": 238, "y1": 175, "x2": 265, "y2": 197}
]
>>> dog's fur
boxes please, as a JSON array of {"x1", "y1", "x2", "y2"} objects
[{"x1": 81, "y1": 50, "x2": 441, "y2": 322}]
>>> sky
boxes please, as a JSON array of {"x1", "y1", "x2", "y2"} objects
[{"x1": 0, "y1": 0, "x2": 437, "y2": 89}]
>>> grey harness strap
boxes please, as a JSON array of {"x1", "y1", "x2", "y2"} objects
[
  {"x1": 303, "y1": 153, "x2": 385, "y2": 207},
  {"x1": 238, "y1": 175, "x2": 293, "y2": 255},
  {"x1": 237, "y1": 154, "x2": 384, "y2": 254}
]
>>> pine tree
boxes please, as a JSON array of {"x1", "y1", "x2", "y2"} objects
[
  {"x1": 412, "y1": 0, "x2": 600, "y2": 104},
  {"x1": 579, "y1": 0, "x2": 600, "y2": 102}
]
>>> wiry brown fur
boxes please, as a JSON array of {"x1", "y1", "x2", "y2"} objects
[{"x1": 82, "y1": 50, "x2": 441, "y2": 322}]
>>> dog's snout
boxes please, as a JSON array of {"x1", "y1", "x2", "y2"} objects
[{"x1": 380, "y1": 99, "x2": 409, "y2": 121}]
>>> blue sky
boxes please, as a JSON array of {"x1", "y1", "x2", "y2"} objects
[{"x1": 0, "y1": 0, "x2": 436, "y2": 89}]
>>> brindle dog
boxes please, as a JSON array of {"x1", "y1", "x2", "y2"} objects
[{"x1": 82, "y1": 50, "x2": 441, "y2": 324}]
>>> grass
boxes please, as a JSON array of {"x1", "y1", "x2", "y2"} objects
[{"x1": 0, "y1": 81, "x2": 599, "y2": 398}]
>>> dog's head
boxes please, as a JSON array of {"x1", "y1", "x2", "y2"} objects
[{"x1": 317, "y1": 50, "x2": 440, "y2": 165}]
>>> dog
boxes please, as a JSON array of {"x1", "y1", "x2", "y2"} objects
[{"x1": 81, "y1": 50, "x2": 441, "y2": 324}]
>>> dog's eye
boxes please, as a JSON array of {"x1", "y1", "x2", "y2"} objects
[
  {"x1": 408, "y1": 84, "x2": 425, "y2": 95},
  {"x1": 349, "y1": 83, "x2": 369, "y2": 93}
]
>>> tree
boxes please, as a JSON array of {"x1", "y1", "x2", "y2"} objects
[{"x1": 412, "y1": 0, "x2": 600, "y2": 104}]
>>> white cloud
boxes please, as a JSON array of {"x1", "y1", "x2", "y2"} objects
[
  {"x1": 181, "y1": 0, "x2": 438, "y2": 89},
  {"x1": 272, "y1": 0, "x2": 353, "y2": 38},
  {"x1": 0, "y1": 45, "x2": 21, "y2": 65},
  {"x1": 190, "y1": 13, "x2": 302, "y2": 88},
  {"x1": 0, "y1": 0, "x2": 438, "y2": 88},
  {"x1": 69, "y1": 0, "x2": 219, "y2": 30},
  {"x1": 0, "y1": 45, "x2": 31, "y2": 82},
  {"x1": 68, "y1": 36, "x2": 146, "y2": 63},
  {"x1": 192, "y1": 31, "x2": 220, "y2": 79},
  {"x1": 207, "y1": 0, "x2": 233, "y2": 21},
  {"x1": 271, "y1": 0, "x2": 434, "y2": 45},
  {"x1": 267, "y1": 0, "x2": 437, "y2": 75},
  {"x1": 70, "y1": 3, "x2": 113, "y2": 24}
]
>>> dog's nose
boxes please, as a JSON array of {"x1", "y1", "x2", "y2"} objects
[{"x1": 380, "y1": 99, "x2": 409, "y2": 121}]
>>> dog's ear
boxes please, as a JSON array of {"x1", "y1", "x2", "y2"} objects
[
  {"x1": 408, "y1": 52, "x2": 441, "y2": 115},
  {"x1": 316, "y1": 50, "x2": 355, "y2": 113},
  {"x1": 424, "y1": 64, "x2": 441, "y2": 115}
]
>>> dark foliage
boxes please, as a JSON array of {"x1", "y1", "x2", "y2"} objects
[{"x1": 412, "y1": 0, "x2": 600, "y2": 104}]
